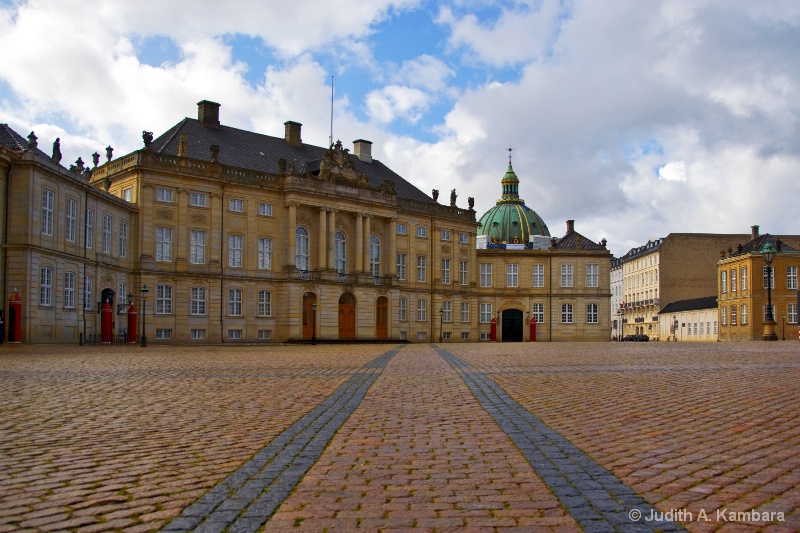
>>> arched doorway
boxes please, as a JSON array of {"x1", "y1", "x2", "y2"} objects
[
  {"x1": 375, "y1": 296, "x2": 388, "y2": 339},
  {"x1": 338, "y1": 293, "x2": 356, "y2": 339},
  {"x1": 302, "y1": 292, "x2": 316, "y2": 340},
  {"x1": 501, "y1": 309, "x2": 523, "y2": 342}
]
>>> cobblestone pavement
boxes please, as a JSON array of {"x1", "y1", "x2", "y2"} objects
[{"x1": 0, "y1": 341, "x2": 798, "y2": 532}]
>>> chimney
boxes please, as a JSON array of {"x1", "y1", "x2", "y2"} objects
[
  {"x1": 751, "y1": 225, "x2": 760, "y2": 240},
  {"x1": 353, "y1": 139, "x2": 373, "y2": 163},
  {"x1": 284, "y1": 121, "x2": 302, "y2": 147},
  {"x1": 566, "y1": 220, "x2": 575, "y2": 234},
  {"x1": 197, "y1": 100, "x2": 221, "y2": 128}
]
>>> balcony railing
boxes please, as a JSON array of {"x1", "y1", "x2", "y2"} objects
[{"x1": 338, "y1": 273, "x2": 357, "y2": 284}]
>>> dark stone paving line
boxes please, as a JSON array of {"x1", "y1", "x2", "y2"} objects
[
  {"x1": 435, "y1": 346, "x2": 688, "y2": 533},
  {"x1": 482, "y1": 363, "x2": 800, "y2": 376},
  {"x1": 159, "y1": 346, "x2": 404, "y2": 533}
]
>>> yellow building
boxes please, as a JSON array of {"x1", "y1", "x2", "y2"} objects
[
  {"x1": 0, "y1": 100, "x2": 612, "y2": 343},
  {"x1": 717, "y1": 228, "x2": 800, "y2": 341}
]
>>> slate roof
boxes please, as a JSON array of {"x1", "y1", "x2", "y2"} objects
[
  {"x1": 659, "y1": 296, "x2": 718, "y2": 315},
  {"x1": 150, "y1": 118, "x2": 432, "y2": 203},
  {"x1": 0, "y1": 124, "x2": 58, "y2": 160},
  {"x1": 555, "y1": 230, "x2": 606, "y2": 251},
  {"x1": 728, "y1": 233, "x2": 799, "y2": 256}
]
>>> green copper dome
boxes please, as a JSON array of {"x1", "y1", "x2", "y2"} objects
[{"x1": 477, "y1": 162, "x2": 550, "y2": 244}]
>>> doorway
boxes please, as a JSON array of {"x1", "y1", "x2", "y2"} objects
[
  {"x1": 375, "y1": 296, "x2": 388, "y2": 339},
  {"x1": 338, "y1": 292, "x2": 356, "y2": 339},
  {"x1": 501, "y1": 309, "x2": 523, "y2": 342},
  {"x1": 302, "y1": 292, "x2": 316, "y2": 340}
]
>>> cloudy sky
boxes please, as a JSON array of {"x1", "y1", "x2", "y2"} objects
[{"x1": 1, "y1": 0, "x2": 798, "y2": 257}]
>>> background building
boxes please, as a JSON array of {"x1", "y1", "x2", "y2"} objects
[{"x1": 658, "y1": 296, "x2": 718, "y2": 342}]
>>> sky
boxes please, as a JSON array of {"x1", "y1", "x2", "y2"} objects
[{"x1": 1, "y1": 0, "x2": 799, "y2": 257}]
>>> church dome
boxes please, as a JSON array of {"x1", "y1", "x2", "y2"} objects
[{"x1": 477, "y1": 162, "x2": 550, "y2": 244}]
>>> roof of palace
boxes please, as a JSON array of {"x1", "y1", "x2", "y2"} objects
[
  {"x1": 659, "y1": 296, "x2": 718, "y2": 314},
  {"x1": 476, "y1": 162, "x2": 550, "y2": 243},
  {"x1": 150, "y1": 118, "x2": 433, "y2": 203}
]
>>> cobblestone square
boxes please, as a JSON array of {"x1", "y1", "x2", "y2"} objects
[{"x1": 0, "y1": 341, "x2": 798, "y2": 532}]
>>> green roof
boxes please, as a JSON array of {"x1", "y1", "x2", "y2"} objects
[{"x1": 477, "y1": 163, "x2": 550, "y2": 243}]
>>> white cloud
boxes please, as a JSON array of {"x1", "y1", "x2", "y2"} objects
[
  {"x1": 366, "y1": 85, "x2": 430, "y2": 124},
  {"x1": 658, "y1": 161, "x2": 687, "y2": 182}
]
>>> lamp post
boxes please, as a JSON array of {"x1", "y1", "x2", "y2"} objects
[
  {"x1": 140, "y1": 284, "x2": 148, "y2": 347},
  {"x1": 311, "y1": 302, "x2": 317, "y2": 345},
  {"x1": 672, "y1": 315, "x2": 678, "y2": 342},
  {"x1": 439, "y1": 307, "x2": 444, "y2": 343},
  {"x1": 760, "y1": 242, "x2": 778, "y2": 341}
]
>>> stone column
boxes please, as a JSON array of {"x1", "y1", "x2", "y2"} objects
[
  {"x1": 363, "y1": 214, "x2": 372, "y2": 273},
  {"x1": 388, "y1": 217, "x2": 397, "y2": 276},
  {"x1": 327, "y1": 209, "x2": 336, "y2": 271},
  {"x1": 318, "y1": 207, "x2": 327, "y2": 270},
  {"x1": 355, "y1": 213, "x2": 363, "y2": 273},
  {"x1": 287, "y1": 203, "x2": 296, "y2": 269}
]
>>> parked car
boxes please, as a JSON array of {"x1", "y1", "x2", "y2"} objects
[{"x1": 622, "y1": 334, "x2": 649, "y2": 342}]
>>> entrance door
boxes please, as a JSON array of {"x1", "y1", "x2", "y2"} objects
[
  {"x1": 338, "y1": 293, "x2": 356, "y2": 339},
  {"x1": 302, "y1": 293, "x2": 316, "y2": 339},
  {"x1": 501, "y1": 309, "x2": 523, "y2": 342},
  {"x1": 375, "y1": 296, "x2": 388, "y2": 339}
]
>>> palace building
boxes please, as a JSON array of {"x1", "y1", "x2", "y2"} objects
[{"x1": 0, "y1": 100, "x2": 611, "y2": 344}]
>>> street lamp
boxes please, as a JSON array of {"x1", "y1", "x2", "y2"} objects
[
  {"x1": 760, "y1": 242, "x2": 778, "y2": 341},
  {"x1": 672, "y1": 315, "x2": 678, "y2": 342},
  {"x1": 439, "y1": 307, "x2": 444, "y2": 343},
  {"x1": 127, "y1": 293, "x2": 133, "y2": 306},
  {"x1": 140, "y1": 284, "x2": 148, "y2": 347},
  {"x1": 311, "y1": 302, "x2": 317, "y2": 345}
]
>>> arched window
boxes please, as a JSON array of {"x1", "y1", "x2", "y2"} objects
[
  {"x1": 369, "y1": 235, "x2": 381, "y2": 276},
  {"x1": 295, "y1": 227, "x2": 310, "y2": 270},
  {"x1": 334, "y1": 231, "x2": 346, "y2": 273}
]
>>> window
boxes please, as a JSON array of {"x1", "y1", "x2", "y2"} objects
[
  {"x1": 84, "y1": 276, "x2": 93, "y2": 310},
  {"x1": 156, "y1": 285, "x2": 173, "y2": 314},
  {"x1": 229, "y1": 199, "x2": 244, "y2": 212},
  {"x1": 258, "y1": 330, "x2": 271, "y2": 340},
  {"x1": 442, "y1": 332, "x2": 452, "y2": 341},
  {"x1": 441, "y1": 229, "x2": 451, "y2": 241},
  {"x1": 40, "y1": 267, "x2": 52, "y2": 306},
  {"x1": 741, "y1": 267, "x2": 747, "y2": 290},
  {"x1": 334, "y1": 231, "x2": 347, "y2": 274},
  {"x1": 64, "y1": 272, "x2": 75, "y2": 309},
  {"x1": 41, "y1": 189, "x2": 54, "y2": 236},
  {"x1": 228, "y1": 235, "x2": 243, "y2": 267},
  {"x1": 442, "y1": 259, "x2": 451, "y2": 285},
  {"x1": 258, "y1": 203, "x2": 272, "y2": 216},
  {"x1": 417, "y1": 331, "x2": 427, "y2": 341},
  {"x1": 561, "y1": 264, "x2": 573, "y2": 287},
  {"x1": 155, "y1": 329, "x2": 172, "y2": 340},
  {"x1": 396, "y1": 224, "x2": 407, "y2": 235},
  {"x1": 506, "y1": 264, "x2": 518, "y2": 288},
  {"x1": 86, "y1": 208, "x2": 93, "y2": 249},
  {"x1": 586, "y1": 264, "x2": 599, "y2": 288},
  {"x1": 369, "y1": 236, "x2": 381, "y2": 276},
  {"x1": 459, "y1": 233, "x2": 468, "y2": 244},
  {"x1": 156, "y1": 188, "x2": 173, "y2": 202},
  {"x1": 789, "y1": 303, "x2": 798, "y2": 324},
  {"x1": 461, "y1": 302, "x2": 469, "y2": 322},
  {"x1": 532, "y1": 303, "x2": 544, "y2": 324},
  {"x1": 561, "y1": 303, "x2": 573, "y2": 323},
  {"x1": 102, "y1": 214, "x2": 112, "y2": 253},
  {"x1": 258, "y1": 238, "x2": 272, "y2": 270},
  {"x1": 228, "y1": 288, "x2": 242, "y2": 316},
  {"x1": 191, "y1": 329, "x2": 206, "y2": 340},
  {"x1": 417, "y1": 299, "x2": 427, "y2": 321},
  {"x1": 66, "y1": 199, "x2": 77, "y2": 243},
  {"x1": 461, "y1": 332, "x2": 470, "y2": 340},
  {"x1": 459, "y1": 261, "x2": 468, "y2": 286},
  {"x1": 479, "y1": 303, "x2": 493, "y2": 323},
  {"x1": 118, "y1": 282, "x2": 127, "y2": 312},
  {"x1": 730, "y1": 268, "x2": 737, "y2": 292},
  {"x1": 416, "y1": 226, "x2": 427, "y2": 238},
  {"x1": 258, "y1": 290, "x2": 271, "y2": 316},
  {"x1": 480, "y1": 332, "x2": 491, "y2": 341},
  {"x1": 742, "y1": 304, "x2": 748, "y2": 325},
  {"x1": 122, "y1": 188, "x2": 132, "y2": 202},
  {"x1": 443, "y1": 301, "x2": 452, "y2": 322},
  {"x1": 396, "y1": 254, "x2": 406, "y2": 281},
  {"x1": 763, "y1": 266, "x2": 774, "y2": 289},
  {"x1": 228, "y1": 329, "x2": 242, "y2": 340},
  {"x1": 532, "y1": 264, "x2": 544, "y2": 287},
  {"x1": 788, "y1": 266, "x2": 798, "y2": 289},
  {"x1": 480, "y1": 264, "x2": 492, "y2": 287},
  {"x1": 190, "y1": 231, "x2": 206, "y2": 264},
  {"x1": 399, "y1": 298, "x2": 407, "y2": 321},
  {"x1": 119, "y1": 221, "x2": 128, "y2": 258},
  {"x1": 731, "y1": 305, "x2": 737, "y2": 325},
  {"x1": 190, "y1": 192, "x2": 207, "y2": 207},
  {"x1": 156, "y1": 227, "x2": 172, "y2": 261},
  {"x1": 587, "y1": 303, "x2": 598, "y2": 323},
  {"x1": 700, "y1": 322, "x2": 705, "y2": 336},
  {"x1": 694, "y1": 323, "x2": 698, "y2": 335},
  {"x1": 721, "y1": 306, "x2": 727, "y2": 326},
  {"x1": 417, "y1": 255, "x2": 427, "y2": 282},
  {"x1": 190, "y1": 287, "x2": 206, "y2": 316},
  {"x1": 721, "y1": 271, "x2": 727, "y2": 293},
  {"x1": 295, "y1": 227, "x2": 309, "y2": 270}
]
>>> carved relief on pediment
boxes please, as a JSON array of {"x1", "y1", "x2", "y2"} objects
[{"x1": 155, "y1": 207, "x2": 174, "y2": 221}]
